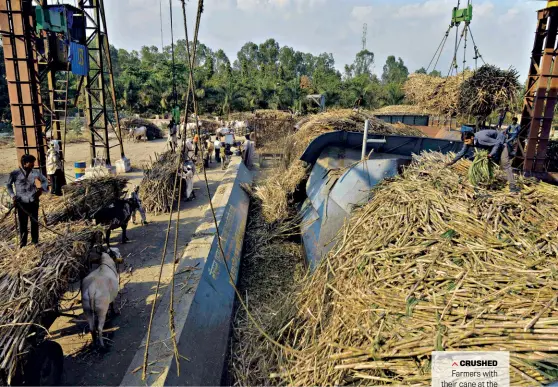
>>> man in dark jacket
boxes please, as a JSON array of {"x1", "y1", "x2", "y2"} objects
[{"x1": 447, "y1": 129, "x2": 518, "y2": 192}]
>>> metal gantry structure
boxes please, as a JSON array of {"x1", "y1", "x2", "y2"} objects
[
  {"x1": 80, "y1": 0, "x2": 124, "y2": 166},
  {"x1": 0, "y1": 0, "x2": 48, "y2": 175},
  {"x1": 516, "y1": 1, "x2": 558, "y2": 174},
  {"x1": 0, "y1": 0, "x2": 124, "y2": 175}
]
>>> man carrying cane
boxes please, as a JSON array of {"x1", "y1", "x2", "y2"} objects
[{"x1": 6, "y1": 154, "x2": 49, "y2": 247}]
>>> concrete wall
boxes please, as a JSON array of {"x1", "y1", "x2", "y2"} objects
[{"x1": 120, "y1": 157, "x2": 252, "y2": 386}]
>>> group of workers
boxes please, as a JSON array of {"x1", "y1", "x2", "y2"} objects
[{"x1": 446, "y1": 116, "x2": 522, "y2": 193}]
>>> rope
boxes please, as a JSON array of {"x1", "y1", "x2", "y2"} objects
[
  {"x1": 462, "y1": 23, "x2": 468, "y2": 76},
  {"x1": 433, "y1": 31, "x2": 449, "y2": 74},
  {"x1": 141, "y1": 0, "x2": 204, "y2": 380},
  {"x1": 169, "y1": 0, "x2": 178, "y2": 107},
  {"x1": 180, "y1": 0, "x2": 299, "y2": 358},
  {"x1": 447, "y1": 23, "x2": 466, "y2": 77},
  {"x1": 426, "y1": 26, "x2": 450, "y2": 74},
  {"x1": 468, "y1": 25, "x2": 485, "y2": 67}
]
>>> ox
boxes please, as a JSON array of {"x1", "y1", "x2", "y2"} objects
[
  {"x1": 128, "y1": 126, "x2": 147, "y2": 142},
  {"x1": 93, "y1": 198, "x2": 139, "y2": 248},
  {"x1": 82, "y1": 247, "x2": 123, "y2": 348}
]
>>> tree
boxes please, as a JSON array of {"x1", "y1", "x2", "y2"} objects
[
  {"x1": 353, "y1": 49, "x2": 374, "y2": 77},
  {"x1": 382, "y1": 56, "x2": 409, "y2": 85},
  {"x1": 0, "y1": 38, "x2": 420, "y2": 119}
]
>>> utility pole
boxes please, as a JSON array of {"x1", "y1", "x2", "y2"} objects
[{"x1": 362, "y1": 23, "x2": 367, "y2": 51}]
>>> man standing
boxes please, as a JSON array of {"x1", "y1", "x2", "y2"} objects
[
  {"x1": 167, "y1": 118, "x2": 177, "y2": 152},
  {"x1": 446, "y1": 130, "x2": 518, "y2": 193},
  {"x1": 129, "y1": 185, "x2": 148, "y2": 226},
  {"x1": 46, "y1": 141, "x2": 64, "y2": 196},
  {"x1": 242, "y1": 133, "x2": 255, "y2": 168},
  {"x1": 505, "y1": 117, "x2": 521, "y2": 145},
  {"x1": 214, "y1": 138, "x2": 221, "y2": 164},
  {"x1": 6, "y1": 154, "x2": 49, "y2": 247},
  {"x1": 181, "y1": 164, "x2": 195, "y2": 201}
]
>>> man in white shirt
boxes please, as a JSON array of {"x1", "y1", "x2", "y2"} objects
[{"x1": 6, "y1": 154, "x2": 49, "y2": 247}]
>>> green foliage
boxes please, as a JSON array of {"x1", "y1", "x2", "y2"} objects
[
  {"x1": 0, "y1": 41, "x2": 415, "y2": 119},
  {"x1": 382, "y1": 55, "x2": 409, "y2": 85}
]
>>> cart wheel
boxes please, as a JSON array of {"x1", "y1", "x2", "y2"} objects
[{"x1": 26, "y1": 341, "x2": 63, "y2": 386}]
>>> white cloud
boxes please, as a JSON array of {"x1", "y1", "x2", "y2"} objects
[
  {"x1": 351, "y1": 6, "x2": 374, "y2": 22},
  {"x1": 475, "y1": 2, "x2": 495, "y2": 17},
  {"x1": 395, "y1": 0, "x2": 453, "y2": 19},
  {"x1": 235, "y1": 0, "x2": 325, "y2": 12},
  {"x1": 104, "y1": 0, "x2": 541, "y2": 80},
  {"x1": 499, "y1": 7, "x2": 520, "y2": 24}
]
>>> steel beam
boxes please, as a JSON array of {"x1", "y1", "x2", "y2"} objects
[
  {"x1": 80, "y1": 0, "x2": 110, "y2": 166},
  {"x1": 0, "y1": 0, "x2": 47, "y2": 175},
  {"x1": 517, "y1": 6, "x2": 558, "y2": 173}
]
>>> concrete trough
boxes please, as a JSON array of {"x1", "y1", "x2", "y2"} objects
[{"x1": 121, "y1": 157, "x2": 252, "y2": 386}]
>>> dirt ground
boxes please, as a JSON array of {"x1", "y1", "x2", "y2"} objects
[
  {"x1": 0, "y1": 137, "x2": 230, "y2": 386},
  {"x1": 0, "y1": 136, "x2": 169, "y2": 186}
]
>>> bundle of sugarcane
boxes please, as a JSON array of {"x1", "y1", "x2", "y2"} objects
[
  {"x1": 253, "y1": 161, "x2": 308, "y2": 223},
  {"x1": 139, "y1": 151, "x2": 180, "y2": 214},
  {"x1": 241, "y1": 152, "x2": 558, "y2": 386},
  {"x1": 373, "y1": 104, "x2": 434, "y2": 115},
  {"x1": 458, "y1": 65, "x2": 520, "y2": 120},
  {"x1": 404, "y1": 71, "x2": 472, "y2": 116},
  {"x1": 44, "y1": 176, "x2": 128, "y2": 225},
  {"x1": 199, "y1": 119, "x2": 220, "y2": 135},
  {"x1": 468, "y1": 149, "x2": 496, "y2": 186},
  {"x1": 0, "y1": 222, "x2": 103, "y2": 384},
  {"x1": 283, "y1": 109, "x2": 424, "y2": 168},
  {"x1": 254, "y1": 110, "x2": 293, "y2": 120},
  {"x1": 121, "y1": 118, "x2": 164, "y2": 140}
]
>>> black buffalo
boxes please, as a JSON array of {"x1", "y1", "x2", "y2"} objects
[{"x1": 94, "y1": 198, "x2": 139, "y2": 247}]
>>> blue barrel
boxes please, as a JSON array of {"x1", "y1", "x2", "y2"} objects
[{"x1": 74, "y1": 161, "x2": 86, "y2": 179}]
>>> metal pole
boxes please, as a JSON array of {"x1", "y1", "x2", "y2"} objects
[
  {"x1": 99, "y1": 0, "x2": 125, "y2": 158},
  {"x1": 362, "y1": 119, "x2": 369, "y2": 160}
]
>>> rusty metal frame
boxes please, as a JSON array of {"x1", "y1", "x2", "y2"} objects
[
  {"x1": 516, "y1": 5, "x2": 558, "y2": 173},
  {"x1": 0, "y1": 0, "x2": 47, "y2": 175},
  {"x1": 79, "y1": 0, "x2": 110, "y2": 166}
]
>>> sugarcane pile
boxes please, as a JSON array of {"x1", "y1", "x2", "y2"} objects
[
  {"x1": 139, "y1": 151, "x2": 180, "y2": 214},
  {"x1": 44, "y1": 176, "x2": 128, "y2": 224},
  {"x1": 252, "y1": 109, "x2": 424, "y2": 224},
  {"x1": 121, "y1": 118, "x2": 164, "y2": 140},
  {"x1": 0, "y1": 222, "x2": 103, "y2": 384},
  {"x1": 404, "y1": 71, "x2": 472, "y2": 116},
  {"x1": 0, "y1": 176, "x2": 127, "y2": 245},
  {"x1": 253, "y1": 110, "x2": 293, "y2": 120},
  {"x1": 245, "y1": 152, "x2": 558, "y2": 386},
  {"x1": 284, "y1": 109, "x2": 424, "y2": 167},
  {"x1": 458, "y1": 65, "x2": 520, "y2": 120},
  {"x1": 373, "y1": 105, "x2": 433, "y2": 115},
  {"x1": 230, "y1": 193, "x2": 304, "y2": 386}
]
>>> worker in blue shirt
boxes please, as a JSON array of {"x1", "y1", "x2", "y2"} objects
[
  {"x1": 446, "y1": 129, "x2": 518, "y2": 193},
  {"x1": 505, "y1": 117, "x2": 521, "y2": 150}
]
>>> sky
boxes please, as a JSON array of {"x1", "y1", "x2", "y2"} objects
[{"x1": 104, "y1": 0, "x2": 545, "y2": 80}]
